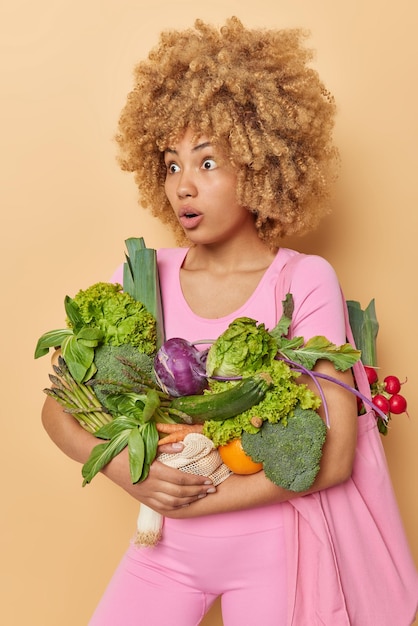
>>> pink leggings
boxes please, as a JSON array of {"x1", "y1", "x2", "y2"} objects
[{"x1": 89, "y1": 510, "x2": 287, "y2": 625}]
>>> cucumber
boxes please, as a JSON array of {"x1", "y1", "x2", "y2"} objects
[{"x1": 170, "y1": 373, "x2": 272, "y2": 424}]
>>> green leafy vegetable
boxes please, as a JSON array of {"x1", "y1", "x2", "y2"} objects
[
  {"x1": 202, "y1": 359, "x2": 320, "y2": 446},
  {"x1": 271, "y1": 294, "x2": 361, "y2": 371},
  {"x1": 34, "y1": 281, "x2": 156, "y2": 383},
  {"x1": 71, "y1": 282, "x2": 156, "y2": 354},
  {"x1": 206, "y1": 317, "x2": 277, "y2": 377},
  {"x1": 277, "y1": 335, "x2": 361, "y2": 371},
  {"x1": 268, "y1": 292, "x2": 294, "y2": 340},
  {"x1": 82, "y1": 428, "x2": 132, "y2": 485},
  {"x1": 128, "y1": 427, "x2": 145, "y2": 483}
]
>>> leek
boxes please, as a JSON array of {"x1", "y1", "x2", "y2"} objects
[
  {"x1": 135, "y1": 505, "x2": 163, "y2": 547},
  {"x1": 123, "y1": 238, "x2": 166, "y2": 547}
]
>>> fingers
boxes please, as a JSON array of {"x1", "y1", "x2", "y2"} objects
[
  {"x1": 139, "y1": 461, "x2": 216, "y2": 512},
  {"x1": 157, "y1": 441, "x2": 184, "y2": 454}
]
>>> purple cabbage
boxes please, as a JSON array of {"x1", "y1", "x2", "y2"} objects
[{"x1": 153, "y1": 338, "x2": 208, "y2": 397}]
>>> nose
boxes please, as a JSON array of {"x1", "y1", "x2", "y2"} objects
[{"x1": 176, "y1": 170, "x2": 197, "y2": 199}]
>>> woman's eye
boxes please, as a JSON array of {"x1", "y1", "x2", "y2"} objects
[
  {"x1": 167, "y1": 162, "x2": 180, "y2": 174},
  {"x1": 202, "y1": 158, "x2": 217, "y2": 170}
]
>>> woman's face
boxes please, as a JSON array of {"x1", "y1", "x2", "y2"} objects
[{"x1": 163, "y1": 128, "x2": 255, "y2": 246}]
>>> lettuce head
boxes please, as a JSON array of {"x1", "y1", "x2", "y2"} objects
[{"x1": 206, "y1": 317, "x2": 277, "y2": 377}]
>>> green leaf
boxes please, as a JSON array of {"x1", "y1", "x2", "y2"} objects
[
  {"x1": 142, "y1": 389, "x2": 161, "y2": 422},
  {"x1": 123, "y1": 238, "x2": 165, "y2": 348},
  {"x1": 82, "y1": 360, "x2": 98, "y2": 381},
  {"x1": 275, "y1": 335, "x2": 304, "y2": 352},
  {"x1": 128, "y1": 427, "x2": 145, "y2": 483},
  {"x1": 279, "y1": 335, "x2": 361, "y2": 371},
  {"x1": 61, "y1": 335, "x2": 95, "y2": 382},
  {"x1": 269, "y1": 293, "x2": 294, "y2": 343},
  {"x1": 76, "y1": 326, "x2": 105, "y2": 347},
  {"x1": 103, "y1": 393, "x2": 147, "y2": 420},
  {"x1": 94, "y1": 415, "x2": 140, "y2": 439},
  {"x1": 64, "y1": 296, "x2": 84, "y2": 332},
  {"x1": 82, "y1": 429, "x2": 131, "y2": 485},
  {"x1": 140, "y1": 421, "x2": 159, "y2": 481},
  {"x1": 347, "y1": 299, "x2": 379, "y2": 366},
  {"x1": 34, "y1": 328, "x2": 73, "y2": 358}
]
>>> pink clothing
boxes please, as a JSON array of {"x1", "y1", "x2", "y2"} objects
[
  {"x1": 156, "y1": 246, "x2": 347, "y2": 345},
  {"x1": 277, "y1": 253, "x2": 418, "y2": 625},
  {"x1": 107, "y1": 247, "x2": 418, "y2": 625},
  {"x1": 89, "y1": 517, "x2": 287, "y2": 626}
]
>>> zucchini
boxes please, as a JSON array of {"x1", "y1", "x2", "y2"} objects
[{"x1": 170, "y1": 373, "x2": 273, "y2": 424}]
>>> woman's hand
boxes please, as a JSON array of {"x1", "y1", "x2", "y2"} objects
[
  {"x1": 103, "y1": 450, "x2": 216, "y2": 514},
  {"x1": 41, "y1": 396, "x2": 215, "y2": 513}
]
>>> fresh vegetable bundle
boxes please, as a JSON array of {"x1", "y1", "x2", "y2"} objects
[
  {"x1": 347, "y1": 299, "x2": 408, "y2": 434},
  {"x1": 36, "y1": 239, "x2": 392, "y2": 546},
  {"x1": 35, "y1": 238, "x2": 280, "y2": 545}
]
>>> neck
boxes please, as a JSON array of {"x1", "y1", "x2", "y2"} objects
[{"x1": 185, "y1": 233, "x2": 277, "y2": 273}]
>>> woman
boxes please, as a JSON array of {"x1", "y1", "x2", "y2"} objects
[{"x1": 42, "y1": 17, "x2": 418, "y2": 625}]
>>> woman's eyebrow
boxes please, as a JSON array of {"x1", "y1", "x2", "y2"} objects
[{"x1": 164, "y1": 141, "x2": 212, "y2": 155}]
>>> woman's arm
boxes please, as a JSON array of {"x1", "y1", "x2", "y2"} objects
[
  {"x1": 41, "y1": 396, "x2": 215, "y2": 512},
  {"x1": 42, "y1": 357, "x2": 357, "y2": 517}
]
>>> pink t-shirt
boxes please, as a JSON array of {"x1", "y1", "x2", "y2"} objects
[{"x1": 156, "y1": 246, "x2": 346, "y2": 345}]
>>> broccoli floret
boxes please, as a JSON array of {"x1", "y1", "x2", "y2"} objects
[
  {"x1": 92, "y1": 344, "x2": 155, "y2": 406},
  {"x1": 70, "y1": 282, "x2": 157, "y2": 355},
  {"x1": 241, "y1": 404, "x2": 327, "y2": 492}
]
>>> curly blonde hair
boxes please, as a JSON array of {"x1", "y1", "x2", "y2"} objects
[{"x1": 116, "y1": 16, "x2": 339, "y2": 246}]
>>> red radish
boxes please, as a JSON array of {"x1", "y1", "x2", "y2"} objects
[
  {"x1": 373, "y1": 394, "x2": 390, "y2": 414},
  {"x1": 364, "y1": 365, "x2": 378, "y2": 385},
  {"x1": 389, "y1": 394, "x2": 407, "y2": 415},
  {"x1": 383, "y1": 375, "x2": 401, "y2": 395}
]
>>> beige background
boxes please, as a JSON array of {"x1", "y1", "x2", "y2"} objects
[{"x1": 2, "y1": 1, "x2": 417, "y2": 624}]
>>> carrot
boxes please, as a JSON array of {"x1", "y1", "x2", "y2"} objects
[{"x1": 156, "y1": 422, "x2": 203, "y2": 446}]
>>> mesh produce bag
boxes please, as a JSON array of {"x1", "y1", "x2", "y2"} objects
[{"x1": 159, "y1": 433, "x2": 232, "y2": 485}]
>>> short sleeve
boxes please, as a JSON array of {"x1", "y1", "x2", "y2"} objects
[{"x1": 283, "y1": 254, "x2": 347, "y2": 345}]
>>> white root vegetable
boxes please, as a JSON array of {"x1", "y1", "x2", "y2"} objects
[{"x1": 134, "y1": 504, "x2": 163, "y2": 547}]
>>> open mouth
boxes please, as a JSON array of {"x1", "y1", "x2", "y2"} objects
[{"x1": 179, "y1": 210, "x2": 203, "y2": 229}]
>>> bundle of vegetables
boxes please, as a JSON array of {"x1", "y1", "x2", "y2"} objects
[
  {"x1": 36, "y1": 239, "x2": 394, "y2": 546},
  {"x1": 35, "y1": 238, "x2": 274, "y2": 545},
  {"x1": 347, "y1": 299, "x2": 408, "y2": 434}
]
